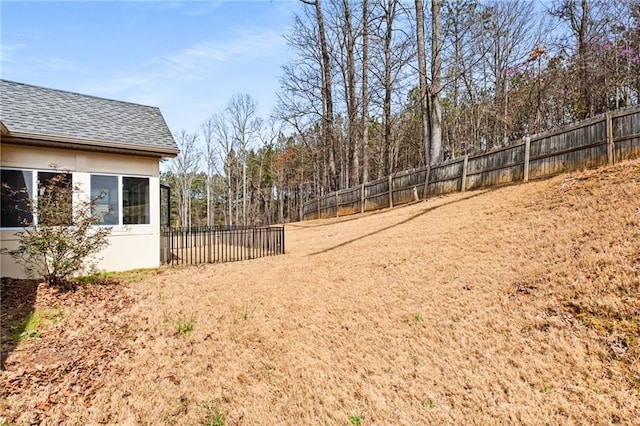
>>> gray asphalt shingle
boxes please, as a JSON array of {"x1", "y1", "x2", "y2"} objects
[{"x1": 0, "y1": 79, "x2": 178, "y2": 155}]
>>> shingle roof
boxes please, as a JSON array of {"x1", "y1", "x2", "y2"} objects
[{"x1": 0, "y1": 79, "x2": 178, "y2": 156}]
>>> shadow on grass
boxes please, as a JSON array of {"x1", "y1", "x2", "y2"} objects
[
  {"x1": 307, "y1": 190, "x2": 489, "y2": 256},
  {"x1": 1, "y1": 278, "x2": 39, "y2": 369}
]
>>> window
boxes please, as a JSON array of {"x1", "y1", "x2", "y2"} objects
[
  {"x1": 1, "y1": 170, "x2": 72, "y2": 228},
  {"x1": 91, "y1": 175, "x2": 119, "y2": 225},
  {"x1": 1, "y1": 169, "x2": 151, "y2": 228},
  {"x1": 37, "y1": 172, "x2": 73, "y2": 226},
  {"x1": 123, "y1": 177, "x2": 149, "y2": 225},
  {"x1": 1, "y1": 169, "x2": 33, "y2": 227}
]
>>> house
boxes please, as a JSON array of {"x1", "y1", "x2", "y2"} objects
[{"x1": 0, "y1": 79, "x2": 179, "y2": 278}]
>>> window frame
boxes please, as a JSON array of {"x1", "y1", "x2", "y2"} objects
[
  {"x1": 90, "y1": 174, "x2": 121, "y2": 226},
  {"x1": 88, "y1": 173, "x2": 152, "y2": 227},
  {"x1": 1, "y1": 168, "x2": 35, "y2": 229},
  {"x1": 0, "y1": 168, "x2": 74, "y2": 229},
  {"x1": 2, "y1": 169, "x2": 153, "y2": 229},
  {"x1": 122, "y1": 175, "x2": 151, "y2": 226}
]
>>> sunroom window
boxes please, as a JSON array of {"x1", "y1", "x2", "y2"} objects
[
  {"x1": 123, "y1": 177, "x2": 150, "y2": 225},
  {"x1": 91, "y1": 175, "x2": 119, "y2": 225},
  {"x1": 1, "y1": 169, "x2": 34, "y2": 227},
  {"x1": 0, "y1": 170, "x2": 72, "y2": 228},
  {"x1": 37, "y1": 172, "x2": 73, "y2": 226}
]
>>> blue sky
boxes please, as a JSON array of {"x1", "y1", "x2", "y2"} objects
[{"x1": 1, "y1": 0, "x2": 299, "y2": 134}]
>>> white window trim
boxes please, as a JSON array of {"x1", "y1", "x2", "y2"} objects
[
  {"x1": 2, "y1": 168, "x2": 153, "y2": 230},
  {"x1": 89, "y1": 173, "x2": 152, "y2": 227}
]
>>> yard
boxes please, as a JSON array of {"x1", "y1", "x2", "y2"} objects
[{"x1": 2, "y1": 160, "x2": 639, "y2": 425}]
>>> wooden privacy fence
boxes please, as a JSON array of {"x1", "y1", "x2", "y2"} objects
[
  {"x1": 303, "y1": 106, "x2": 640, "y2": 220},
  {"x1": 161, "y1": 225, "x2": 285, "y2": 266}
]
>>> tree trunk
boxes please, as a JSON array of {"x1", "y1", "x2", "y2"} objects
[
  {"x1": 242, "y1": 161, "x2": 247, "y2": 225},
  {"x1": 415, "y1": 0, "x2": 430, "y2": 166},
  {"x1": 305, "y1": 0, "x2": 337, "y2": 191},
  {"x1": 383, "y1": 0, "x2": 397, "y2": 175},
  {"x1": 578, "y1": 0, "x2": 590, "y2": 118},
  {"x1": 430, "y1": 0, "x2": 443, "y2": 165},
  {"x1": 342, "y1": 0, "x2": 359, "y2": 186},
  {"x1": 361, "y1": 0, "x2": 370, "y2": 183}
]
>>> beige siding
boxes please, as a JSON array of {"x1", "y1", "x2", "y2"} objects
[
  {"x1": 1, "y1": 144, "x2": 162, "y2": 278},
  {"x1": 0, "y1": 144, "x2": 159, "y2": 176}
]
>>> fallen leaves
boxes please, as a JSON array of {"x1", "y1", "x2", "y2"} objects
[{"x1": 1, "y1": 277, "x2": 136, "y2": 422}]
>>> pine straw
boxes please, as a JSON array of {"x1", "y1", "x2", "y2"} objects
[{"x1": 2, "y1": 160, "x2": 639, "y2": 425}]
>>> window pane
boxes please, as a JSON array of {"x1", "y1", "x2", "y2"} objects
[
  {"x1": 1, "y1": 169, "x2": 33, "y2": 227},
  {"x1": 38, "y1": 172, "x2": 73, "y2": 226},
  {"x1": 123, "y1": 177, "x2": 149, "y2": 225},
  {"x1": 91, "y1": 175, "x2": 119, "y2": 225}
]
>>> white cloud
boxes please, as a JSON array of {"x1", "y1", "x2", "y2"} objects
[
  {"x1": 0, "y1": 44, "x2": 25, "y2": 63},
  {"x1": 74, "y1": 25, "x2": 289, "y2": 132},
  {"x1": 153, "y1": 27, "x2": 286, "y2": 78},
  {"x1": 30, "y1": 56, "x2": 88, "y2": 73}
]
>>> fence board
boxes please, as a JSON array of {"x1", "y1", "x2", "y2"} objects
[
  {"x1": 319, "y1": 193, "x2": 336, "y2": 219},
  {"x1": 364, "y1": 177, "x2": 390, "y2": 212},
  {"x1": 337, "y1": 187, "x2": 362, "y2": 216},
  {"x1": 392, "y1": 167, "x2": 428, "y2": 206},
  {"x1": 614, "y1": 109, "x2": 640, "y2": 161},
  {"x1": 466, "y1": 144, "x2": 525, "y2": 190},
  {"x1": 427, "y1": 160, "x2": 463, "y2": 196}
]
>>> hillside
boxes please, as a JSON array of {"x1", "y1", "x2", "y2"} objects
[{"x1": 2, "y1": 159, "x2": 639, "y2": 424}]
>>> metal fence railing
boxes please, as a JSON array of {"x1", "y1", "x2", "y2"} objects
[{"x1": 161, "y1": 225, "x2": 285, "y2": 266}]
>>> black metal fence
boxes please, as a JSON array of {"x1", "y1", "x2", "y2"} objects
[{"x1": 161, "y1": 225, "x2": 285, "y2": 266}]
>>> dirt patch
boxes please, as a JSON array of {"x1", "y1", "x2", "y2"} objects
[{"x1": 1, "y1": 160, "x2": 639, "y2": 424}]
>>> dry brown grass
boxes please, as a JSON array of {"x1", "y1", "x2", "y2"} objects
[{"x1": 2, "y1": 160, "x2": 639, "y2": 425}]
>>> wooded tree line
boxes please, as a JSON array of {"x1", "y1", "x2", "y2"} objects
[{"x1": 163, "y1": 0, "x2": 640, "y2": 226}]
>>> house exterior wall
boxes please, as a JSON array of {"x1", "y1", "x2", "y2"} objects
[{"x1": 0, "y1": 143, "x2": 162, "y2": 278}]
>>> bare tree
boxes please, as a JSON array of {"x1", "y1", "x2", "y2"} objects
[
  {"x1": 226, "y1": 93, "x2": 262, "y2": 226},
  {"x1": 302, "y1": 0, "x2": 339, "y2": 190},
  {"x1": 430, "y1": 0, "x2": 443, "y2": 164},
  {"x1": 361, "y1": 0, "x2": 371, "y2": 182},
  {"x1": 339, "y1": 0, "x2": 359, "y2": 185},
  {"x1": 415, "y1": 0, "x2": 430, "y2": 165},
  {"x1": 480, "y1": 0, "x2": 535, "y2": 147},
  {"x1": 168, "y1": 130, "x2": 200, "y2": 228},
  {"x1": 207, "y1": 112, "x2": 235, "y2": 225},
  {"x1": 200, "y1": 117, "x2": 217, "y2": 226}
]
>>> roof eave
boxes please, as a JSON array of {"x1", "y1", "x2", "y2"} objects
[{"x1": 3, "y1": 130, "x2": 179, "y2": 158}]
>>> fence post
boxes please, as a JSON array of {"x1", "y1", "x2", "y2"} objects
[
  {"x1": 335, "y1": 191, "x2": 340, "y2": 218},
  {"x1": 423, "y1": 166, "x2": 431, "y2": 199},
  {"x1": 461, "y1": 155, "x2": 469, "y2": 192},
  {"x1": 388, "y1": 174, "x2": 394, "y2": 208},
  {"x1": 606, "y1": 111, "x2": 614, "y2": 164},
  {"x1": 360, "y1": 183, "x2": 365, "y2": 213},
  {"x1": 524, "y1": 135, "x2": 531, "y2": 182},
  {"x1": 317, "y1": 196, "x2": 321, "y2": 219}
]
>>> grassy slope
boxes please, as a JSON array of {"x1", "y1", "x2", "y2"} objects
[{"x1": 2, "y1": 159, "x2": 639, "y2": 425}]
